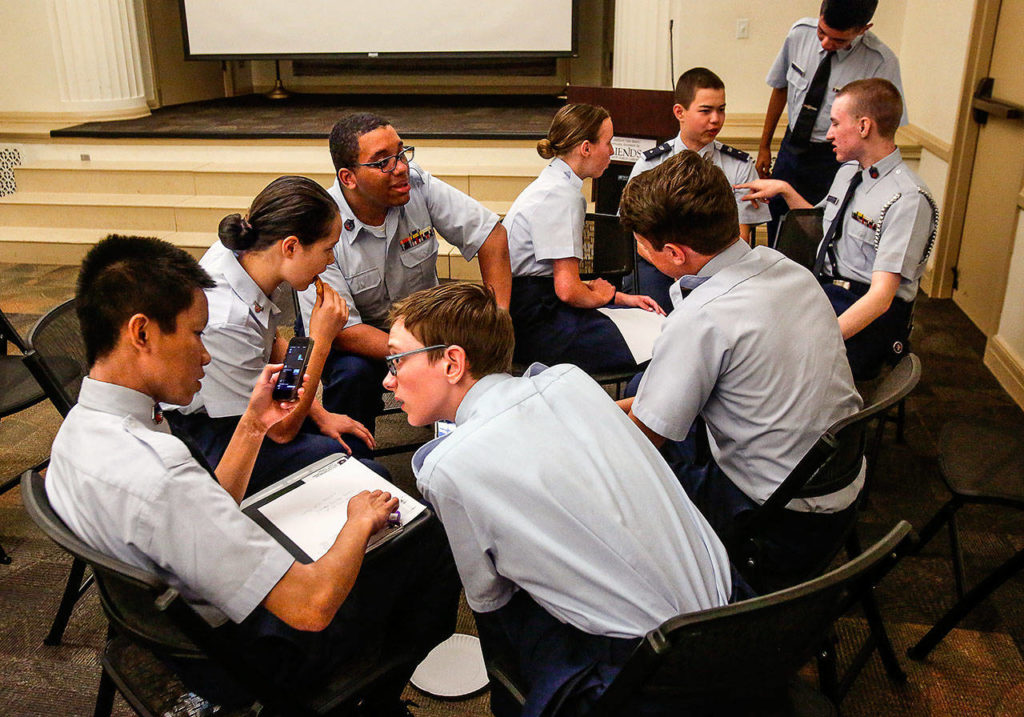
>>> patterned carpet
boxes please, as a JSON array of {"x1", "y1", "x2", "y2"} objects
[{"x1": 2, "y1": 261, "x2": 1024, "y2": 715}]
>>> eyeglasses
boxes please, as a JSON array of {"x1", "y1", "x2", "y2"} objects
[
  {"x1": 356, "y1": 146, "x2": 415, "y2": 173},
  {"x1": 384, "y1": 344, "x2": 447, "y2": 376}
]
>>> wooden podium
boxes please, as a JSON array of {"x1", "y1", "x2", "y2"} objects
[{"x1": 566, "y1": 86, "x2": 678, "y2": 212}]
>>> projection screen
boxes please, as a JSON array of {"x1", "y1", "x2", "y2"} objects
[{"x1": 179, "y1": 0, "x2": 577, "y2": 59}]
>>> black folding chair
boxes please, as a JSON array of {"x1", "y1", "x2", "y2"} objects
[
  {"x1": 907, "y1": 419, "x2": 1024, "y2": 660},
  {"x1": 21, "y1": 468, "x2": 424, "y2": 717},
  {"x1": 21, "y1": 298, "x2": 91, "y2": 645},
  {"x1": 774, "y1": 207, "x2": 824, "y2": 270},
  {"x1": 0, "y1": 304, "x2": 52, "y2": 564},
  {"x1": 486, "y1": 521, "x2": 913, "y2": 716}
]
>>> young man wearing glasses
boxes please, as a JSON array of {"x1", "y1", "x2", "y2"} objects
[
  {"x1": 383, "y1": 281, "x2": 736, "y2": 717},
  {"x1": 298, "y1": 113, "x2": 512, "y2": 432}
]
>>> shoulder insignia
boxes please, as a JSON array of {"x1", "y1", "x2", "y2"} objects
[
  {"x1": 718, "y1": 143, "x2": 751, "y2": 162},
  {"x1": 643, "y1": 142, "x2": 673, "y2": 161}
]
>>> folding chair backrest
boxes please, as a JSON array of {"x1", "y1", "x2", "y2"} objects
[
  {"x1": 0, "y1": 303, "x2": 30, "y2": 355},
  {"x1": 775, "y1": 207, "x2": 825, "y2": 271},
  {"x1": 580, "y1": 212, "x2": 635, "y2": 283},
  {"x1": 24, "y1": 298, "x2": 87, "y2": 415},
  {"x1": 590, "y1": 521, "x2": 912, "y2": 716},
  {"x1": 858, "y1": 353, "x2": 921, "y2": 417}
]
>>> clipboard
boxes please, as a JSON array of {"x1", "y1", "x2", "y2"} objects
[{"x1": 241, "y1": 453, "x2": 431, "y2": 564}]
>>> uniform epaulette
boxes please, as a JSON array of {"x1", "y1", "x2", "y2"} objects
[
  {"x1": 718, "y1": 143, "x2": 751, "y2": 162},
  {"x1": 643, "y1": 142, "x2": 673, "y2": 161}
]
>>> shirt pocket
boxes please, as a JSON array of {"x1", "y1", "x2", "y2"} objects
[
  {"x1": 345, "y1": 266, "x2": 385, "y2": 301},
  {"x1": 846, "y1": 216, "x2": 878, "y2": 269},
  {"x1": 786, "y1": 64, "x2": 809, "y2": 93},
  {"x1": 398, "y1": 235, "x2": 439, "y2": 288}
]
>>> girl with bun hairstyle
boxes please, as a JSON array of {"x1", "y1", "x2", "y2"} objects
[
  {"x1": 503, "y1": 103, "x2": 664, "y2": 372},
  {"x1": 166, "y1": 175, "x2": 386, "y2": 494}
]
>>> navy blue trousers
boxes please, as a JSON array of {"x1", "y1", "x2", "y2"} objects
[
  {"x1": 319, "y1": 351, "x2": 388, "y2": 432},
  {"x1": 166, "y1": 410, "x2": 383, "y2": 497},
  {"x1": 176, "y1": 514, "x2": 460, "y2": 709},
  {"x1": 621, "y1": 257, "x2": 673, "y2": 315},
  {"x1": 768, "y1": 130, "x2": 842, "y2": 245},
  {"x1": 822, "y1": 282, "x2": 913, "y2": 381},
  {"x1": 510, "y1": 277, "x2": 636, "y2": 373}
]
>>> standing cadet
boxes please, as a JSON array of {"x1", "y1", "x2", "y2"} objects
[
  {"x1": 298, "y1": 113, "x2": 512, "y2": 432},
  {"x1": 757, "y1": 0, "x2": 906, "y2": 241},
  {"x1": 624, "y1": 67, "x2": 771, "y2": 307},
  {"x1": 738, "y1": 79, "x2": 937, "y2": 380}
]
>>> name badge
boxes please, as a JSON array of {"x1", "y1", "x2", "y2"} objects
[
  {"x1": 399, "y1": 226, "x2": 435, "y2": 252},
  {"x1": 826, "y1": 195, "x2": 838, "y2": 204},
  {"x1": 790, "y1": 63, "x2": 805, "y2": 76},
  {"x1": 852, "y1": 211, "x2": 878, "y2": 230}
]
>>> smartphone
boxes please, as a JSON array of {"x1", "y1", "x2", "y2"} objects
[{"x1": 272, "y1": 336, "x2": 313, "y2": 401}]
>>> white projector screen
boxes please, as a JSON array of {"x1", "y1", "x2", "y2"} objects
[{"x1": 180, "y1": 0, "x2": 577, "y2": 58}]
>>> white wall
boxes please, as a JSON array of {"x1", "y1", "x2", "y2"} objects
[
  {"x1": 613, "y1": 0, "x2": 906, "y2": 116},
  {"x1": 0, "y1": 3, "x2": 64, "y2": 114}
]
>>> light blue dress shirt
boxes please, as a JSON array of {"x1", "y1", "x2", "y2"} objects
[
  {"x1": 817, "y1": 149, "x2": 938, "y2": 302},
  {"x1": 413, "y1": 364, "x2": 732, "y2": 639},
  {"x1": 46, "y1": 377, "x2": 294, "y2": 626},
  {"x1": 767, "y1": 18, "x2": 907, "y2": 143},
  {"x1": 180, "y1": 241, "x2": 288, "y2": 418},
  {"x1": 627, "y1": 135, "x2": 771, "y2": 226},
  {"x1": 298, "y1": 161, "x2": 498, "y2": 332},
  {"x1": 504, "y1": 157, "x2": 587, "y2": 277},
  {"x1": 634, "y1": 242, "x2": 864, "y2": 512}
]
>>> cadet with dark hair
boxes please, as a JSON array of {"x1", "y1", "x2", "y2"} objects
[
  {"x1": 297, "y1": 112, "x2": 512, "y2": 434},
  {"x1": 47, "y1": 234, "x2": 459, "y2": 715},
  {"x1": 738, "y1": 78, "x2": 938, "y2": 380},
  {"x1": 757, "y1": 0, "x2": 906, "y2": 241},
  {"x1": 624, "y1": 67, "x2": 771, "y2": 307},
  {"x1": 504, "y1": 103, "x2": 663, "y2": 372},
  {"x1": 619, "y1": 152, "x2": 863, "y2": 583},
  {"x1": 384, "y1": 282, "x2": 733, "y2": 717},
  {"x1": 167, "y1": 175, "x2": 385, "y2": 494}
]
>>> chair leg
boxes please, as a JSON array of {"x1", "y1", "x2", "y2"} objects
[
  {"x1": 947, "y1": 512, "x2": 968, "y2": 600},
  {"x1": 895, "y1": 399, "x2": 907, "y2": 443},
  {"x1": 911, "y1": 497, "x2": 960, "y2": 555},
  {"x1": 0, "y1": 542, "x2": 10, "y2": 565},
  {"x1": 816, "y1": 633, "x2": 840, "y2": 705},
  {"x1": 909, "y1": 547, "x2": 1024, "y2": 661},
  {"x1": 44, "y1": 557, "x2": 92, "y2": 645},
  {"x1": 93, "y1": 667, "x2": 116, "y2": 717},
  {"x1": 861, "y1": 588, "x2": 907, "y2": 683}
]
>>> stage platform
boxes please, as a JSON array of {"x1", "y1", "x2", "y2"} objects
[{"x1": 50, "y1": 93, "x2": 563, "y2": 141}]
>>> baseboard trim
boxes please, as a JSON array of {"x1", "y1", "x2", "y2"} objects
[{"x1": 984, "y1": 333, "x2": 1024, "y2": 410}]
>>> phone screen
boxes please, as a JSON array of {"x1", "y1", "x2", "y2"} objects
[{"x1": 272, "y1": 337, "x2": 313, "y2": 401}]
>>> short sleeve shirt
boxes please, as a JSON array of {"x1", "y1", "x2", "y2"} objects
[
  {"x1": 766, "y1": 18, "x2": 907, "y2": 143},
  {"x1": 503, "y1": 158, "x2": 587, "y2": 277},
  {"x1": 818, "y1": 149, "x2": 938, "y2": 301},
  {"x1": 298, "y1": 162, "x2": 499, "y2": 331},
  {"x1": 413, "y1": 365, "x2": 731, "y2": 638},
  {"x1": 46, "y1": 377, "x2": 294, "y2": 626},
  {"x1": 180, "y1": 241, "x2": 287, "y2": 418},
  {"x1": 627, "y1": 136, "x2": 771, "y2": 226},
  {"x1": 633, "y1": 242, "x2": 863, "y2": 512}
]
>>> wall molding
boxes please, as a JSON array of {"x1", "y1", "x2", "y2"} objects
[
  {"x1": 985, "y1": 333, "x2": 1024, "y2": 410},
  {"x1": 898, "y1": 124, "x2": 953, "y2": 163}
]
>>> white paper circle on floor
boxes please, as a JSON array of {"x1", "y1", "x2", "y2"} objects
[{"x1": 410, "y1": 633, "x2": 489, "y2": 698}]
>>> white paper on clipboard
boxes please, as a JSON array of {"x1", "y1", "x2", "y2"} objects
[
  {"x1": 253, "y1": 457, "x2": 426, "y2": 561},
  {"x1": 597, "y1": 306, "x2": 665, "y2": 364}
]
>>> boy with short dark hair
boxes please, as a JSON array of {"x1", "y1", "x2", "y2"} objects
[
  {"x1": 619, "y1": 152, "x2": 863, "y2": 583},
  {"x1": 47, "y1": 234, "x2": 458, "y2": 715},
  {"x1": 625, "y1": 67, "x2": 769, "y2": 306}
]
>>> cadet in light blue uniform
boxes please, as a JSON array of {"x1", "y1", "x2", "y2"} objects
[
  {"x1": 48, "y1": 235, "x2": 458, "y2": 712},
  {"x1": 757, "y1": 0, "x2": 906, "y2": 240},
  {"x1": 506, "y1": 103, "x2": 663, "y2": 372},
  {"x1": 624, "y1": 67, "x2": 771, "y2": 308},
  {"x1": 382, "y1": 283, "x2": 737, "y2": 717},
  {"x1": 168, "y1": 176, "x2": 384, "y2": 495},
  {"x1": 739, "y1": 79, "x2": 936, "y2": 380},
  {"x1": 297, "y1": 113, "x2": 511, "y2": 432},
  {"x1": 620, "y1": 152, "x2": 863, "y2": 585}
]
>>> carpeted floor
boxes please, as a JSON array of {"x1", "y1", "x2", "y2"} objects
[{"x1": 2, "y1": 261, "x2": 1024, "y2": 715}]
